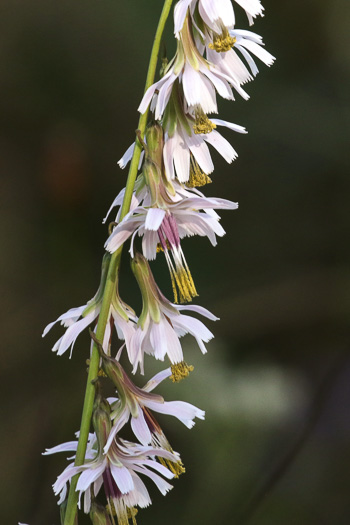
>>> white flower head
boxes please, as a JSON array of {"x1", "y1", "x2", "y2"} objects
[
  {"x1": 174, "y1": 0, "x2": 265, "y2": 38},
  {"x1": 97, "y1": 355, "x2": 204, "y2": 455},
  {"x1": 138, "y1": 11, "x2": 252, "y2": 121},
  {"x1": 129, "y1": 252, "x2": 218, "y2": 374},
  {"x1": 119, "y1": 92, "x2": 247, "y2": 185},
  {"x1": 162, "y1": 83, "x2": 247, "y2": 182},
  {"x1": 105, "y1": 182, "x2": 237, "y2": 304},
  {"x1": 44, "y1": 397, "x2": 180, "y2": 522},
  {"x1": 42, "y1": 253, "x2": 137, "y2": 357}
]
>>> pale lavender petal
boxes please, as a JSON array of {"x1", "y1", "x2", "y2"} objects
[
  {"x1": 204, "y1": 129, "x2": 237, "y2": 163},
  {"x1": 145, "y1": 208, "x2": 166, "y2": 231},
  {"x1": 131, "y1": 411, "x2": 152, "y2": 445},
  {"x1": 210, "y1": 118, "x2": 247, "y2": 134},
  {"x1": 142, "y1": 368, "x2": 172, "y2": 392},
  {"x1": 175, "y1": 304, "x2": 219, "y2": 321},
  {"x1": 110, "y1": 464, "x2": 134, "y2": 494}
]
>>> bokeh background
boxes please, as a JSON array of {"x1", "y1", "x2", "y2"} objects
[{"x1": 1, "y1": 0, "x2": 350, "y2": 523}]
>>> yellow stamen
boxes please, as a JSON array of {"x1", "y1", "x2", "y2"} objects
[
  {"x1": 193, "y1": 113, "x2": 217, "y2": 135},
  {"x1": 176, "y1": 266, "x2": 198, "y2": 304},
  {"x1": 156, "y1": 240, "x2": 171, "y2": 253},
  {"x1": 127, "y1": 507, "x2": 138, "y2": 525},
  {"x1": 187, "y1": 156, "x2": 212, "y2": 188},
  {"x1": 209, "y1": 34, "x2": 236, "y2": 53},
  {"x1": 159, "y1": 456, "x2": 186, "y2": 479},
  {"x1": 164, "y1": 249, "x2": 197, "y2": 304},
  {"x1": 107, "y1": 502, "x2": 138, "y2": 525},
  {"x1": 170, "y1": 361, "x2": 194, "y2": 383}
]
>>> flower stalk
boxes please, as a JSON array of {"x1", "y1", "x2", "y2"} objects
[
  {"x1": 63, "y1": 1, "x2": 175, "y2": 523},
  {"x1": 37, "y1": 2, "x2": 275, "y2": 524}
]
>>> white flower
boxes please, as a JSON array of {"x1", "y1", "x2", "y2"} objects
[
  {"x1": 45, "y1": 432, "x2": 178, "y2": 520},
  {"x1": 174, "y1": 0, "x2": 264, "y2": 37},
  {"x1": 139, "y1": 13, "x2": 251, "y2": 120},
  {"x1": 99, "y1": 359, "x2": 204, "y2": 450},
  {"x1": 105, "y1": 189, "x2": 236, "y2": 303},
  {"x1": 105, "y1": 194, "x2": 237, "y2": 257},
  {"x1": 120, "y1": 90, "x2": 247, "y2": 184},
  {"x1": 163, "y1": 114, "x2": 247, "y2": 182},
  {"x1": 43, "y1": 254, "x2": 136, "y2": 357},
  {"x1": 129, "y1": 253, "x2": 218, "y2": 374}
]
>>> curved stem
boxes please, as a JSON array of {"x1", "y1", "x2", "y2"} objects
[{"x1": 63, "y1": 2, "x2": 174, "y2": 523}]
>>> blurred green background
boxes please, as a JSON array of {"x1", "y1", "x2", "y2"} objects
[{"x1": 1, "y1": 0, "x2": 350, "y2": 523}]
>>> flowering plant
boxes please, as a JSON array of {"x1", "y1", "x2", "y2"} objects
[{"x1": 26, "y1": 1, "x2": 274, "y2": 524}]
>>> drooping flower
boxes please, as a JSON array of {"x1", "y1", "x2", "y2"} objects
[
  {"x1": 105, "y1": 186, "x2": 236, "y2": 303},
  {"x1": 138, "y1": 11, "x2": 250, "y2": 121},
  {"x1": 174, "y1": 0, "x2": 265, "y2": 37},
  {"x1": 44, "y1": 396, "x2": 180, "y2": 523},
  {"x1": 97, "y1": 354, "x2": 204, "y2": 456},
  {"x1": 161, "y1": 83, "x2": 247, "y2": 182},
  {"x1": 42, "y1": 253, "x2": 136, "y2": 356},
  {"x1": 129, "y1": 252, "x2": 218, "y2": 374}
]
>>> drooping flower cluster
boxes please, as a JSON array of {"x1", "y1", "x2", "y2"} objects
[{"x1": 40, "y1": 1, "x2": 274, "y2": 524}]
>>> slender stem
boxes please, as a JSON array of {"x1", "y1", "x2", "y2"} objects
[{"x1": 63, "y1": 2, "x2": 174, "y2": 524}]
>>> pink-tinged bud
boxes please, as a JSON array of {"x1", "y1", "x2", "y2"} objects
[{"x1": 90, "y1": 500, "x2": 113, "y2": 525}]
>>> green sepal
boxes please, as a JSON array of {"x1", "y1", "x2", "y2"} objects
[
  {"x1": 131, "y1": 253, "x2": 161, "y2": 327},
  {"x1": 163, "y1": 97, "x2": 178, "y2": 138},
  {"x1": 143, "y1": 161, "x2": 162, "y2": 207},
  {"x1": 145, "y1": 123, "x2": 164, "y2": 167},
  {"x1": 173, "y1": 41, "x2": 185, "y2": 75},
  {"x1": 172, "y1": 83, "x2": 192, "y2": 136},
  {"x1": 92, "y1": 394, "x2": 112, "y2": 453},
  {"x1": 82, "y1": 253, "x2": 111, "y2": 317},
  {"x1": 180, "y1": 16, "x2": 200, "y2": 71}
]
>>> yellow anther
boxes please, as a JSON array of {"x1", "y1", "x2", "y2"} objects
[
  {"x1": 209, "y1": 35, "x2": 236, "y2": 53},
  {"x1": 193, "y1": 114, "x2": 217, "y2": 135},
  {"x1": 156, "y1": 240, "x2": 171, "y2": 253},
  {"x1": 170, "y1": 265, "x2": 198, "y2": 304},
  {"x1": 127, "y1": 507, "x2": 138, "y2": 525},
  {"x1": 187, "y1": 157, "x2": 212, "y2": 188},
  {"x1": 159, "y1": 456, "x2": 186, "y2": 479},
  {"x1": 108, "y1": 502, "x2": 138, "y2": 525},
  {"x1": 170, "y1": 361, "x2": 194, "y2": 382}
]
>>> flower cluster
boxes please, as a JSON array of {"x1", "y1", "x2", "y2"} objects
[{"x1": 41, "y1": 1, "x2": 274, "y2": 524}]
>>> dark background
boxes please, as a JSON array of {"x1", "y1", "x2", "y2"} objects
[{"x1": 1, "y1": 0, "x2": 350, "y2": 523}]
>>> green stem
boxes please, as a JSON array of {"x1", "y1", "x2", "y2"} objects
[{"x1": 63, "y1": 1, "x2": 174, "y2": 524}]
